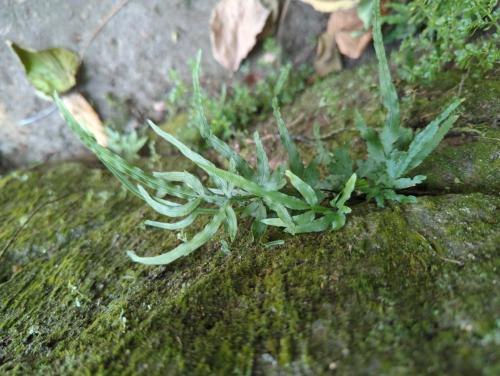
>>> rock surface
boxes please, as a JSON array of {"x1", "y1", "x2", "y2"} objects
[{"x1": 0, "y1": 0, "x2": 326, "y2": 169}]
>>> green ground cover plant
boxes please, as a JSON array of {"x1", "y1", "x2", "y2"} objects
[
  {"x1": 55, "y1": 0, "x2": 462, "y2": 265},
  {"x1": 105, "y1": 127, "x2": 148, "y2": 161},
  {"x1": 385, "y1": 0, "x2": 499, "y2": 82},
  {"x1": 164, "y1": 40, "x2": 310, "y2": 139}
]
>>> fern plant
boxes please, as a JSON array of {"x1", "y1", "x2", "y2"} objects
[
  {"x1": 54, "y1": 0, "x2": 461, "y2": 264},
  {"x1": 54, "y1": 56, "x2": 356, "y2": 265},
  {"x1": 105, "y1": 127, "x2": 148, "y2": 161},
  {"x1": 316, "y1": 0, "x2": 463, "y2": 207}
]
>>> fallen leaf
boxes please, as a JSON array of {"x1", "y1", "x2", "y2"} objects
[
  {"x1": 327, "y1": 8, "x2": 372, "y2": 59},
  {"x1": 210, "y1": 0, "x2": 272, "y2": 71},
  {"x1": 314, "y1": 31, "x2": 342, "y2": 76},
  {"x1": 7, "y1": 41, "x2": 80, "y2": 100},
  {"x1": 300, "y1": 0, "x2": 359, "y2": 12},
  {"x1": 61, "y1": 93, "x2": 108, "y2": 147},
  {"x1": 356, "y1": 0, "x2": 375, "y2": 29}
]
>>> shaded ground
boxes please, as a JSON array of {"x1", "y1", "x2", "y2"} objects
[{"x1": 0, "y1": 58, "x2": 499, "y2": 374}]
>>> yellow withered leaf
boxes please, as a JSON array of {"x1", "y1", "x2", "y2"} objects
[
  {"x1": 8, "y1": 41, "x2": 80, "y2": 100},
  {"x1": 300, "y1": 0, "x2": 359, "y2": 12},
  {"x1": 61, "y1": 93, "x2": 108, "y2": 147}
]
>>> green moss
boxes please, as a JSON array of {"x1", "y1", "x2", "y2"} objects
[
  {"x1": 413, "y1": 127, "x2": 500, "y2": 195},
  {"x1": 0, "y1": 161, "x2": 498, "y2": 375},
  {"x1": 405, "y1": 67, "x2": 500, "y2": 128}
]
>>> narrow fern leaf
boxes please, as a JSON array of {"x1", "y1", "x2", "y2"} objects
[
  {"x1": 264, "y1": 199, "x2": 296, "y2": 234},
  {"x1": 225, "y1": 205, "x2": 238, "y2": 241},
  {"x1": 393, "y1": 176, "x2": 426, "y2": 189},
  {"x1": 153, "y1": 171, "x2": 205, "y2": 196},
  {"x1": 150, "y1": 121, "x2": 309, "y2": 210},
  {"x1": 372, "y1": 0, "x2": 401, "y2": 154},
  {"x1": 152, "y1": 119, "x2": 214, "y2": 169},
  {"x1": 273, "y1": 98, "x2": 304, "y2": 177},
  {"x1": 138, "y1": 185, "x2": 202, "y2": 217},
  {"x1": 127, "y1": 209, "x2": 226, "y2": 265},
  {"x1": 285, "y1": 170, "x2": 318, "y2": 206},
  {"x1": 55, "y1": 94, "x2": 192, "y2": 199},
  {"x1": 293, "y1": 211, "x2": 316, "y2": 226},
  {"x1": 260, "y1": 217, "x2": 287, "y2": 227},
  {"x1": 242, "y1": 201, "x2": 260, "y2": 217},
  {"x1": 405, "y1": 100, "x2": 462, "y2": 172},
  {"x1": 145, "y1": 213, "x2": 198, "y2": 230},
  {"x1": 200, "y1": 163, "x2": 309, "y2": 210},
  {"x1": 355, "y1": 111, "x2": 385, "y2": 162},
  {"x1": 262, "y1": 211, "x2": 315, "y2": 227},
  {"x1": 105, "y1": 162, "x2": 142, "y2": 197},
  {"x1": 254, "y1": 131, "x2": 271, "y2": 186},
  {"x1": 251, "y1": 201, "x2": 267, "y2": 239},
  {"x1": 191, "y1": 51, "x2": 211, "y2": 139},
  {"x1": 332, "y1": 173, "x2": 357, "y2": 213},
  {"x1": 291, "y1": 213, "x2": 344, "y2": 234},
  {"x1": 192, "y1": 52, "x2": 254, "y2": 179},
  {"x1": 263, "y1": 240, "x2": 285, "y2": 248},
  {"x1": 269, "y1": 165, "x2": 287, "y2": 190},
  {"x1": 273, "y1": 64, "x2": 291, "y2": 97}
]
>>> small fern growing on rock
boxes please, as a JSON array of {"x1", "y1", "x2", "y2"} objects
[
  {"x1": 316, "y1": 0, "x2": 463, "y2": 207},
  {"x1": 55, "y1": 0, "x2": 461, "y2": 265},
  {"x1": 55, "y1": 56, "x2": 356, "y2": 265}
]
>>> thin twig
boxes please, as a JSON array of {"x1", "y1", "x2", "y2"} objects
[
  {"x1": 18, "y1": 104, "x2": 57, "y2": 126},
  {"x1": 0, "y1": 193, "x2": 72, "y2": 261},
  {"x1": 436, "y1": 255, "x2": 464, "y2": 266},
  {"x1": 310, "y1": 126, "x2": 353, "y2": 141},
  {"x1": 81, "y1": 0, "x2": 131, "y2": 58},
  {"x1": 456, "y1": 69, "x2": 469, "y2": 97}
]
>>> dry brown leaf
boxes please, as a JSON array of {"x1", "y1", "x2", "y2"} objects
[
  {"x1": 314, "y1": 32, "x2": 342, "y2": 76},
  {"x1": 327, "y1": 8, "x2": 372, "y2": 59},
  {"x1": 300, "y1": 0, "x2": 359, "y2": 12},
  {"x1": 210, "y1": 0, "x2": 272, "y2": 71},
  {"x1": 61, "y1": 93, "x2": 107, "y2": 146}
]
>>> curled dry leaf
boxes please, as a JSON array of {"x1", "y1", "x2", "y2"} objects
[
  {"x1": 300, "y1": 0, "x2": 359, "y2": 12},
  {"x1": 210, "y1": 0, "x2": 272, "y2": 71},
  {"x1": 328, "y1": 8, "x2": 372, "y2": 59},
  {"x1": 61, "y1": 93, "x2": 107, "y2": 147}
]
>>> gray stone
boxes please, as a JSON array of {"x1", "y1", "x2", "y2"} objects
[
  {"x1": 0, "y1": 0, "x2": 222, "y2": 167},
  {"x1": 0, "y1": 0, "x2": 326, "y2": 169}
]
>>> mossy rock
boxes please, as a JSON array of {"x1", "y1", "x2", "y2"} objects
[
  {"x1": 1, "y1": 162, "x2": 499, "y2": 375},
  {"x1": 413, "y1": 127, "x2": 500, "y2": 195},
  {"x1": 2, "y1": 51, "x2": 499, "y2": 375}
]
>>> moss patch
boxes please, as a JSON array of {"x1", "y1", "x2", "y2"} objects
[
  {"x1": 0, "y1": 162, "x2": 498, "y2": 375},
  {"x1": 413, "y1": 127, "x2": 500, "y2": 195}
]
